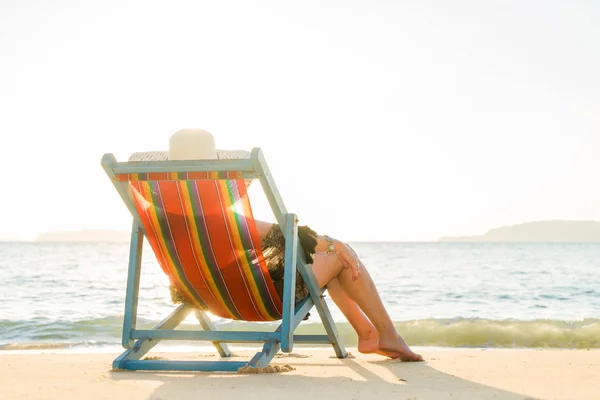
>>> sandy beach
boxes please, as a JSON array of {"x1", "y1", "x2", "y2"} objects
[{"x1": 1, "y1": 348, "x2": 598, "y2": 400}]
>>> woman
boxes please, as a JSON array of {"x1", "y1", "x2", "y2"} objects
[
  {"x1": 254, "y1": 220, "x2": 423, "y2": 362},
  {"x1": 167, "y1": 129, "x2": 423, "y2": 362}
]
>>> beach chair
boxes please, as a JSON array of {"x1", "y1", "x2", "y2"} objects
[{"x1": 101, "y1": 148, "x2": 347, "y2": 371}]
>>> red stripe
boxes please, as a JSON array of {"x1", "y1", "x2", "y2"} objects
[
  {"x1": 199, "y1": 181, "x2": 261, "y2": 320},
  {"x1": 158, "y1": 181, "x2": 230, "y2": 316},
  {"x1": 124, "y1": 176, "x2": 283, "y2": 321}
]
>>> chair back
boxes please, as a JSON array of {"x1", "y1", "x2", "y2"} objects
[{"x1": 119, "y1": 172, "x2": 283, "y2": 321}]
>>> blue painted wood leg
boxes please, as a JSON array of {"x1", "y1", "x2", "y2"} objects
[
  {"x1": 296, "y1": 259, "x2": 347, "y2": 359},
  {"x1": 193, "y1": 310, "x2": 231, "y2": 357},
  {"x1": 113, "y1": 304, "x2": 192, "y2": 369},
  {"x1": 122, "y1": 221, "x2": 143, "y2": 349},
  {"x1": 120, "y1": 360, "x2": 248, "y2": 372},
  {"x1": 247, "y1": 339, "x2": 281, "y2": 369},
  {"x1": 281, "y1": 213, "x2": 299, "y2": 352},
  {"x1": 247, "y1": 295, "x2": 317, "y2": 368}
]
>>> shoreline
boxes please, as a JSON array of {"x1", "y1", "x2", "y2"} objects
[
  {"x1": 3, "y1": 342, "x2": 599, "y2": 355},
  {"x1": 2, "y1": 348, "x2": 598, "y2": 400},
  {"x1": 3, "y1": 316, "x2": 599, "y2": 352}
]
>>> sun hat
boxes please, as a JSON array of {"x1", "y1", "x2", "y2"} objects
[
  {"x1": 127, "y1": 129, "x2": 253, "y2": 185},
  {"x1": 128, "y1": 129, "x2": 250, "y2": 162},
  {"x1": 168, "y1": 128, "x2": 217, "y2": 160}
]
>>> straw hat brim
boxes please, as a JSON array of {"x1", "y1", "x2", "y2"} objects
[
  {"x1": 128, "y1": 149, "x2": 250, "y2": 162},
  {"x1": 127, "y1": 150, "x2": 253, "y2": 187}
]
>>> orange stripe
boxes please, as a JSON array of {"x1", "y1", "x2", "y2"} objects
[
  {"x1": 236, "y1": 181, "x2": 281, "y2": 314},
  {"x1": 126, "y1": 177, "x2": 283, "y2": 321},
  {"x1": 136, "y1": 182, "x2": 203, "y2": 309},
  {"x1": 176, "y1": 181, "x2": 235, "y2": 318},
  {"x1": 218, "y1": 180, "x2": 271, "y2": 320},
  {"x1": 158, "y1": 181, "x2": 227, "y2": 314},
  {"x1": 199, "y1": 181, "x2": 261, "y2": 320},
  {"x1": 188, "y1": 171, "x2": 208, "y2": 180}
]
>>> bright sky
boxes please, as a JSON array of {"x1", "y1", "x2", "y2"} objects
[{"x1": 1, "y1": 0, "x2": 598, "y2": 241}]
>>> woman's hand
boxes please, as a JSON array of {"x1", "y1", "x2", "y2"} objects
[{"x1": 334, "y1": 241, "x2": 361, "y2": 281}]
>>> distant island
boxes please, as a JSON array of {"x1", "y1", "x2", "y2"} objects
[
  {"x1": 34, "y1": 220, "x2": 600, "y2": 243},
  {"x1": 35, "y1": 230, "x2": 130, "y2": 243},
  {"x1": 439, "y1": 220, "x2": 600, "y2": 242}
]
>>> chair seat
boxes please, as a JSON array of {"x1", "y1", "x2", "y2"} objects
[{"x1": 131, "y1": 178, "x2": 283, "y2": 321}]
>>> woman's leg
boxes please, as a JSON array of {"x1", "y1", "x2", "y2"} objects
[
  {"x1": 310, "y1": 252, "x2": 422, "y2": 361},
  {"x1": 325, "y1": 277, "x2": 380, "y2": 354}
]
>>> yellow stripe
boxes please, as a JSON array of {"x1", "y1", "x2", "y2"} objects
[
  {"x1": 240, "y1": 188, "x2": 255, "y2": 227},
  {"x1": 219, "y1": 180, "x2": 271, "y2": 320},
  {"x1": 177, "y1": 181, "x2": 235, "y2": 318},
  {"x1": 239, "y1": 187, "x2": 268, "y2": 270},
  {"x1": 138, "y1": 182, "x2": 200, "y2": 307},
  {"x1": 235, "y1": 181, "x2": 277, "y2": 318}
]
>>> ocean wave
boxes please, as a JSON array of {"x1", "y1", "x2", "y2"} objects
[
  {"x1": 2, "y1": 317, "x2": 599, "y2": 350},
  {"x1": 0, "y1": 342, "x2": 76, "y2": 350},
  {"x1": 393, "y1": 318, "x2": 600, "y2": 348}
]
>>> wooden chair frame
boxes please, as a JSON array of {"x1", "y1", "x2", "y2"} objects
[{"x1": 101, "y1": 148, "x2": 347, "y2": 371}]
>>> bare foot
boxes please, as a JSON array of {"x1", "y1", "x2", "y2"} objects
[
  {"x1": 357, "y1": 331, "x2": 419, "y2": 360},
  {"x1": 378, "y1": 334, "x2": 423, "y2": 362},
  {"x1": 357, "y1": 330, "x2": 380, "y2": 355}
]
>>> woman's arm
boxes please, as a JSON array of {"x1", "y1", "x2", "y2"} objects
[
  {"x1": 314, "y1": 234, "x2": 361, "y2": 281},
  {"x1": 253, "y1": 219, "x2": 360, "y2": 280}
]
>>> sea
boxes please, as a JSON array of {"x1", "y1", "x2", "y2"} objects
[{"x1": 1, "y1": 241, "x2": 599, "y2": 352}]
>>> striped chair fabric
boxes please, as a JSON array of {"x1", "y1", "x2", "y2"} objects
[{"x1": 121, "y1": 175, "x2": 284, "y2": 322}]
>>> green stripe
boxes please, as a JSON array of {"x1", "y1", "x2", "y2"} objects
[
  {"x1": 226, "y1": 180, "x2": 282, "y2": 320},
  {"x1": 146, "y1": 181, "x2": 209, "y2": 311},
  {"x1": 185, "y1": 180, "x2": 243, "y2": 320}
]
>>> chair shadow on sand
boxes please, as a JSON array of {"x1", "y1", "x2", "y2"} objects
[{"x1": 108, "y1": 352, "x2": 535, "y2": 400}]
